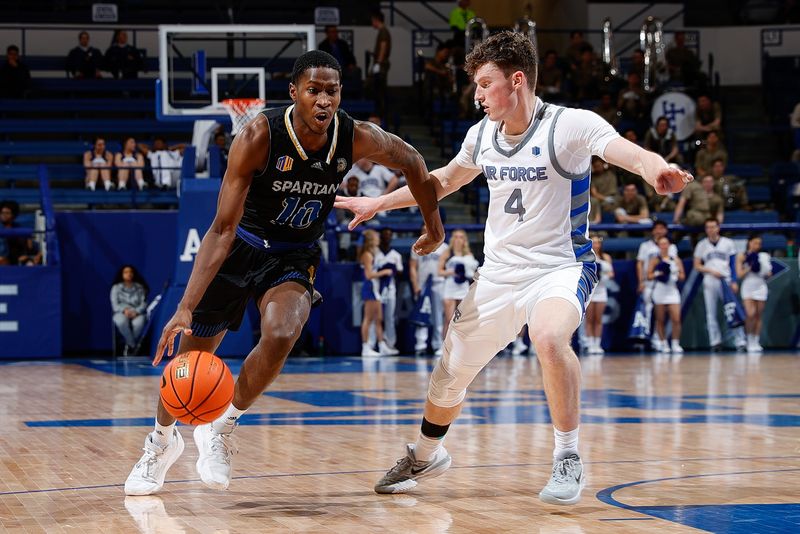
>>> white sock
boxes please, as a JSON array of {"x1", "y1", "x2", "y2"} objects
[
  {"x1": 414, "y1": 433, "x2": 444, "y2": 462},
  {"x1": 211, "y1": 404, "x2": 246, "y2": 435},
  {"x1": 553, "y1": 426, "x2": 579, "y2": 461},
  {"x1": 87, "y1": 181, "x2": 96, "y2": 191},
  {"x1": 152, "y1": 421, "x2": 175, "y2": 447},
  {"x1": 104, "y1": 180, "x2": 112, "y2": 191}
]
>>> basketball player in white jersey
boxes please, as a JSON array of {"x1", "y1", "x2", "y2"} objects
[
  {"x1": 336, "y1": 31, "x2": 692, "y2": 504},
  {"x1": 636, "y1": 220, "x2": 678, "y2": 347},
  {"x1": 693, "y1": 218, "x2": 746, "y2": 350}
]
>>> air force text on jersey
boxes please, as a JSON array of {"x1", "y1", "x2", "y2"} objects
[
  {"x1": 481, "y1": 165, "x2": 549, "y2": 182},
  {"x1": 271, "y1": 180, "x2": 339, "y2": 195}
]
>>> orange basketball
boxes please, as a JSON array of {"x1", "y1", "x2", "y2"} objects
[{"x1": 160, "y1": 351, "x2": 234, "y2": 425}]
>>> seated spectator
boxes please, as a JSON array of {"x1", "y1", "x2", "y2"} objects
[
  {"x1": 615, "y1": 183, "x2": 650, "y2": 223},
  {"x1": 104, "y1": 30, "x2": 143, "y2": 79},
  {"x1": 0, "y1": 45, "x2": 30, "y2": 98},
  {"x1": 628, "y1": 49, "x2": 645, "y2": 80},
  {"x1": 617, "y1": 130, "x2": 643, "y2": 188},
  {"x1": 211, "y1": 132, "x2": 229, "y2": 177},
  {"x1": 16, "y1": 237, "x2": 41, "y2": 266},
  {"x1": 111, "y1": 265, "x2": 148, "y2": 355},
  {"x1": 673, "y1": 174, "x2": 724, "y2": 225},
  {"x1": 644, "y1": 116, "x2": 682, "y2": 164},
  {"x1": 666, "y1": 31, "x2": 701, "y2": 86},
  {"x1": 0, "y1": 200, "x2": 25, "y2": 265},
  {"x1": 710, "y1": 158, "x2": 748, "y2": 210},
  {"x1": 449, "y1": 0, "x2": 476, "y2": 46},
  {"x1": 565, "y1": 31, "x2": 588, "y2": 67},
  {"x1": 617, "y1": 72, "x2": 648, "y2": 132},
  {"x1": 694, "y1": 130, "x2": 728, "y2": 176},
  {"x1": 138, "y1": 137, "x2": 184, "y2": 189},
  {"x1": 66, "y1": 31, "x2": 103, "y2": 79},
  {"x1": 318, "y1": 25, "x2": 361, "y2": 88},
  {"x1": 642, "y1": 179, "x2": 677, "y2": 213},
  {"x1": 83, "y1": 137, "x2": 114, "y2": 191},
  {"x1": 572, "y1": 46, "x2": 604, "y2": 101},
  {"x1": 593, "y1": 92, "x2": 619, "y2": 127},
  {"x1": 114, "y1": 137, "x2": 147, "y2": 191},
  {"x1": 694, "y1": 94, "x2": 722, "y2": 138},
  {"x1": 344, "y1": 159, "x2": 398, "y2": 199},
  {"x1": 537, "y1": 50, "x2": 563, "y2": 99},
  {"x1": 590, "y1": 156, "x2": 619, "y2": 213},
  {"x1": 424, "y1": 42, "x2": 454, "y2": 108}
]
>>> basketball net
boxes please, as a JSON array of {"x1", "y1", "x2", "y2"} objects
[{"x1": 221, "y1": 98, "x2": 266, "y2": 135}]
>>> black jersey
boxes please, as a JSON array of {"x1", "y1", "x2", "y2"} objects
[{"x1": 238, "y1": 104, "x2": 355, "y2": 243}]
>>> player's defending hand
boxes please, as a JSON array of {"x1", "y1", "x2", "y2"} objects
[
  {"x1": 413, "y1": 230, "x2": 444, "y2": 256},
  {"x1": 153, "y1": 307, "x2": 193, "y2": 366},
  {"x1": 334, "y1": 195, "x2": 380, "y2": 230},
  {"x1": 655, "y1": 166, "x2": 693, "y2": 195}
]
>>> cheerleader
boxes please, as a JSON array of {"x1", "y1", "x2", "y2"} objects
[
  {"x1": 736, "y1": 235, "x2": 772, "y2": 353},
  {"x1": 647, "y1": 236, "x2": 685, "y2": 353},
  {"x1": 585, "y1": 234, "x2": 614, "y2": 354},
  {"x1": 358, "y1": 229, "x2": 395, "y2": 357},
  {"x1": 439, "y1": 230, "x2": 479, "y2": 340}
]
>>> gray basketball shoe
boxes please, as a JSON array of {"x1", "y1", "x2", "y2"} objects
[
  {"x1": 374, "y1": 443, "x2": 452, "y2": 494},
  {"x1": 538, "y1": 453, "x2": 586, "y2": 505}
]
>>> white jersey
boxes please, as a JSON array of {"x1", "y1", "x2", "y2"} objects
[
  {"x1": 694, "y1": 236, "x2": 736, "y2": 281},
  {"x1": 374, "y1": 248, "x2": 404, "y2": 297},
  {"x1": 455, "y1": 99, "x2": 620, "y2": 282},
  {"x1": 637, "y1": 239, "x2": 679, "y2": 269},
  {"x1": 443, "y1": 253, "x2": 479, "y2": 300},
  {"x1": 344, "y1": 163, "x2": 395, "y2": 198},
  {"x1": 146, "y1": 150, "x2": 182, "y2": 187},
  {"x1": 411, "y1": 243, "x2": 449, "y2": 286}
]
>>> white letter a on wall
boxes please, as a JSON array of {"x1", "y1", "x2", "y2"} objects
[{"x1": 179, "y1": 228, "x2": 201, "y2": 262}]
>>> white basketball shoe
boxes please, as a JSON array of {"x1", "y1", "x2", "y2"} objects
[
  {"x1": 194, "y1": 424, "x2": 238, "y2": 490},
  {"x1": 124, "y1": 429, "x2": 185, "y2": 496}
]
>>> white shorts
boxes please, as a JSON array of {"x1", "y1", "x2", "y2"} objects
[
  {"x1": 741, "y1": 276, "x2": 768, "y2": 301},
  {"x1": 591, "y1": 283, "x2": 608, "y2": 303},
  {"x1": 443, "y1": 279, "x2": 470, "y2": 301},
  {"x1": 429, "y1": 262, "x2": 598, "y2": 407},
  {"x1": 652, "y1": 282, "x2": 681, "y2": 305}
]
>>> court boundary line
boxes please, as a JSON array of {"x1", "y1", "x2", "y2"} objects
[{"x1": 3, "y1": 456, "x2": 800, "y2": 498}]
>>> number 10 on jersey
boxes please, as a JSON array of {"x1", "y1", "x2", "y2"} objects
[{"x1": 273, "y1": 196, "x2": 323, "y2": 229}]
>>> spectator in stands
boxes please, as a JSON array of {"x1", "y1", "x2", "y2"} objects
[
  {"x1": 790, "y1": 101, "x2": 800, "y2": 161},
  {"x1": 537, "y1": 50, "x2": 563, "y2": 100},
  {"x1": 673, "y1": 174, "x2": 724, "y2": 225},
  {"x1": 572, "y1": 46, "x2": 604, "y2": 101},
  {"x1": 614, "y1": 183, "x2": 650, "y2": 224},
  {"x1": 345, "y1": 159, "x2": 398, "y2": 200},
  {"x1": 590, "y1": 156, "x2": 619, "y2": 214},
  {"x1": 448, "y1": 0, "x2": 476, "y2": 46},
  {"x1": 439, "y1": 229, "x2": 478, "y2": 339},
  {"x1": 104, "y1": 30, "x2": 143, "y2": 79},
  {"x1": 0, "y1": 200, "x2": 24, "y2": 265},
  {"x1": 624, "y1": 129, "x2": 640, "y2": 145},
  {"x1": 666, "y1": 31, "x2": 700, "y2": 86},
  {"x1": 694, "y1": 94, "x2": 722, "y2": 138},
  {"x1": 424, "y1": 42, "x2": 454, "y2": 110},
  {"x1": 642, "y1": 179, "x2": 677, "y2": 213},
  {"x1": 694, "y1": 130, "x2": 728, "y2": 176},
  {"x1": 585, "y1": 234, "x2": 613, "y2": 355},
  {"x1": 565, "y1": 31, "x2": 588, "y2": 67},
  {"x1": 629, "y1": 49, "x2": 645, "y2": 81},
  {"x1": 111, "y1": 264, "x2": 148, "y2": 355},
  {"x1": 15, "y1": 237, "x2": 41, "y2": 266},
  {"x1": 736, "y1": 234, "x2": 772, "y2": 353},
  {"x1": 411, "y1": 222, "x2": 449, "y2": 356},
  {"x1": 358, "y1": 229, "x2": 395, "y2": 357},
  {"x1": 710, "y1": 158, "x2": 748, "y2": 210},
  {"x1": 617, "y1": 72, "x2": 648, "y2": 133},
  {"x1": 138, "y1": 137, "x2": 184, "y2": 189},
  {"x1": 593, "y1": 92, "x2": 619, "y2": 127},
  {"x1": 66, "y1": 31, "x2": 103, "y2": 79},
  {"x1": 114, "y1": 137, "x2": 147, "y2": 191},
  {"x1": 211, "y1": 132, "x2": 229, "y2": 177},
  {"x1": 83, "y1": 137, "x2": 114, "y2": 191},
  {"x1": 0, "y1": 45, "x2": 31, "y2": 98},
  {"x1": 318, "y1": 25, "x2": 360, "y2": 87},
  {"x1": 369, "y1": 11, "x2": 391, "y2": 117},
  {"x1": 644, "y1": 116, "x2": 682, "y2": 164},
  {"x1": 373, "y1": 228, "x2": 403, "y2": 354},
  {"x1": 647, "y1": 235, "x2": 685, "y2": 353}
]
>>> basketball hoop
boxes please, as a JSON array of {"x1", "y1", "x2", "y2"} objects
[{"x1": 221, "y1": 98, "x2": 266, "y2": 135}]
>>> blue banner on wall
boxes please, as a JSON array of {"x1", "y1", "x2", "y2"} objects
[{"x1": 0, "y1": 266, "x2": 61, "y2": 358}]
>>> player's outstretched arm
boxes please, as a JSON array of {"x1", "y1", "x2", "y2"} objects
[
  {"x1": 603, "y1": 137, "x2": 693, "y2": 195},
  {"x1": 351, "y1": 120, "x2": 444, "y2": 253},
  {"x1": 153, "y1": 116, "x2": 269, "y2": 365}
]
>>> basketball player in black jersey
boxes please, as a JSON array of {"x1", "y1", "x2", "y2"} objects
[{"x1": 125, "y1": 50, "x2": 443, "y2": 496}]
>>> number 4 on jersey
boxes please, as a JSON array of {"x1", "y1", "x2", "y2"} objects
[{"x1": 504, "y1": 188, "x2": 526, "y2": 222}]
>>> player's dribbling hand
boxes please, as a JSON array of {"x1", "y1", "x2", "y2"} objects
[
  {"x1": 153, "y1": 307, "x2": 193, "y2": 366},
  {"x1": 334, "y1": 195, "x2": 380, "y2": 230},
  {"x1": 655, "y1": 166, "x2": 693, "y2": 195}
]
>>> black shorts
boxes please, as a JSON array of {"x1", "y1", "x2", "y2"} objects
[{"x1": 191, "y1": 237, "x2": 320, "y2": 337}]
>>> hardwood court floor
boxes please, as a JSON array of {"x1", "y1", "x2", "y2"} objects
[{"x1": 1, "y1": 352, "x2": 799, "y2": 533}]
